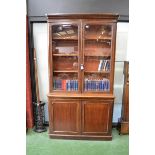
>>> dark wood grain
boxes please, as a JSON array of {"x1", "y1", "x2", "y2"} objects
[
  {"x1": 47, "y1": 14, "x2": 118, "y2": 140},
  {"x1": 82, "y1": 101, "x2": 111, "y2": 134},
  {"x1": 47, "y1": 93, "x2": 115, "y2": 99},
  {"x1": 49, "y1": 100, "x2": 81, "y2": 134},
  {"x1": 49, "y1": 134, "x2": 112, "y2": 140},
  {"x1": 47, "y1": 13, "x2": 119, "y2": 20}
]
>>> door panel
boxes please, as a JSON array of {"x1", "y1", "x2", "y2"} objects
[
  {"x1": 49, "y1": 100, "x2": 80, "y2": 134},
  {"x1": 82, "y1": 100, "x2": 112, "y2": 134}
]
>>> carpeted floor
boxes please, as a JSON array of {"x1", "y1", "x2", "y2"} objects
[{"x1": 26, "y1": 128, "x2": 129, "y2": 155}]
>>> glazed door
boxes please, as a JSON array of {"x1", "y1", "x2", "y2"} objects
[
  {"x1": 82, "y1": 21, "x2": 115, "y2": 94},
  {"x1": 49, "y1": 21, "x2": 81, "y2": 93}
]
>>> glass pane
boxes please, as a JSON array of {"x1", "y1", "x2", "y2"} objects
[
  {"x1": 84, "y1": 56, "x2": 110, "y2": 72},
  {"x1": 84, "y1": 24, "x2": 112, "y2": 92},
  {"x1": 52, "y1": 25, "x2": 78, "y2": 54},
  {"x1": 85, "y1": 24, "x2": 112, "y2": 39},
  {"x1": 84, "y1": 40, "x2": 111, "y2": 56},
  {"x1": 52, "y1": 24, "x2": 79, "y2": 91},
  {"x1": 53, "y1": 56, "x2": 78, "y2": 71}
]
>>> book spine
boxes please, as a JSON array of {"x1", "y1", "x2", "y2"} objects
[
  {"x1": 92, "y1": 80, "x2": 94, "y2": 91},
  {"x1": 57, "y1": 79, "x2": 59, "y2": 89},
  {"x1": 68, "y1": 80, "x2": 70, "y2": 91},
  {"x1": 103, "y1": 79, "x2": 110, "y2": 91},
  {"x1": 53, "y1": 79, "x2": 55, "y2": 89},
  {"x1": 55, "y1": 79, "x2": 56, "y2": 89},
  {"x1": 86, "y1": 79, "x2": 88, "y2": 91},
  {"x1": 102, "y1": 60, "x2": 105, "y2": 71},
  {"x1": 62, "y1": 80, "x2": 64, "y2": 90},
  {"x1": 66, "y1": 80, "x2": 68, "y2": 91},
  {"x1": 84, "y1": 79, "x2": 86, "y2": 91},
  {"x1": 76, "y1": 80, "x2": 78, "y2": 91},
  {"x1": 85, "y1": 79, "x2": 88, "y2": 91},
  {"x1": 64, "y1": 80, "x2": 66, "y2": 90},
  {"x1": 103, "y1": 79, "x2": 106, "y2": 91},
  {"x1": 100, "y1": 60, "x2": 104, "y2": 70},
  {"x1": 75, "y1": 80, "x2": 78, "y2": 91},
  {"x1": 88, "y1": 80, "x2": 90, "y2": 91},
  {"x1": 102, "y1": 80, "x2": 104, "y2": 91},
  {"x1": 59, "y1": 79, "x2": 61, "y2": 90},
  {"x1": 108, "y1": 61, "x2": 110, "y2": 71},
  {"x1": 106, "y1": 79, "x2": 109, "y2": 91},
  {"x1": 107, "y1": 79, "x2": 110, "y2": 91},
  {"x1": 99, "y1": 80, "x2": 102, "y2": 91},
  {"x1": 72, "y1": 80, "x2": 74, "y2": 91},
  {"x1": 90, "y1": 80, "x2": 92, "y2": 91},
  {"x1": 105, "y1": 60, "x2": 110, "y2": 71},
  {"x1": 75, "y1": 80, "x2": 77, "y2": 91},
  {"x1": 87, "y1": 80, "x2": 89, "y2": 91},
  {"x1": 95, "y1": 80, "x2": 97, "y2": 91},
  {"x1": 97, "y1": 80, "x2": 99, "y2": 91},
  {"x1": 98, "y1": 60, "x2": 103, "y2": 71},
  {"x1": 73, "y1": 80, "x2": 75, "y2": 91},
  {"x1": 70, "y1": 80, "x2": 72, "y2": 91},
  {"x1": 56, "y1": 79, "x2": 58, "y2": 89},
  {"x1": 60, "y1": 80, "x2": 62, "y2": 90}
]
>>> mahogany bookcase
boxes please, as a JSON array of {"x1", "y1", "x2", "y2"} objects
[{"x1": 47, "y1": 14, "x2": 119, "y2": 140}]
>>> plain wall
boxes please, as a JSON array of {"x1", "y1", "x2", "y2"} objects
[{"x1": 27, "y1": 0, "x2": 129, "y2": 21}]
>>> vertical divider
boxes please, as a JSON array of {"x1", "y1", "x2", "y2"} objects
[
  {"x1": 81, "y1": 20, "x2": 84, "y2": 93},
  {"x1": 78, "y1": 20, "x2": 82, "y2": 93}
]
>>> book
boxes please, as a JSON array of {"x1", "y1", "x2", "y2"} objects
[
  {"x1": 62, "y1": 79, "x2": 66, "y2": 90},
  {"x1": 98, "y1": 60, "x2": 103, "y2": 71},
  {"x1": 98, "y1": 59, "x2": 110, "y2": 72},
  {"x1": 105, "y1": 60, "x2": 110, "y2": 71},
  {"x1": 75, "y1": 80, "x2": 78, "y2": 91},
  {"x1": 84, "y1": 78, "x2": 110, "y2": 92}
]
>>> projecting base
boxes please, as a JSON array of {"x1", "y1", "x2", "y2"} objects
[{"x1": 49, "y1": 134, "x2": 112, "y2": 141}]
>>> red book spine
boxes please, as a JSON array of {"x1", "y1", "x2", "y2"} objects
[{"x1": 62, "y1": 80, "x2": 66, "y2": 90}]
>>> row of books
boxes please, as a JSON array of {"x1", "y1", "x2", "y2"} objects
[
  {"x1": 98, "y1": 59, "x2": 110, "y2": 71},
  {"x1": 84, "y1": 78, "x2": 110, "y2": 91},
  {"x1": 53, "y1": 79, "x2": 78, "y2": 91}
]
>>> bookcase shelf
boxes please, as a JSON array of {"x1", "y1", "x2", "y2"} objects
[
  {"x1": 84, "y1": 71, "x2": 110, "y2": 74},
  {"x1": 53, "y1": 54, "x2": 78, "y2": 56},
  {"x1": 84, "y1": 54, "x2": 111, "y2": 57},
  {"x1": 53, "y1": 70, "x2": 78, "y2": 73},
  {"x1": 47, "y1": 14, "x2": 119, "y2": 140},
  {"x1": 53, "y1": 38, "x2": 78, "y2": 41},
  {"x1": 84, "y1": 37, "x2": 112, "y2": 40}
]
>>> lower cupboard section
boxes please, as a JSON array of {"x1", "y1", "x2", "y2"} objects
[{"x1": 48, "y1": 97, "x2": 114, "y2": 140}]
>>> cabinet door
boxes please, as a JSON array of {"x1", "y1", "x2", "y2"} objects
[
  {"x1": 49, "y1": 22, "x2": 81, "y2": 93},
  {"x1": 82, "y1": 100, "x2": 113, "y2": 135},
  {"x1": 49, "y1": 99, "x2": 81, "y2": 134},
  {"x1": 82, "y1": 22, "x2": 116, "y2": 94}
]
